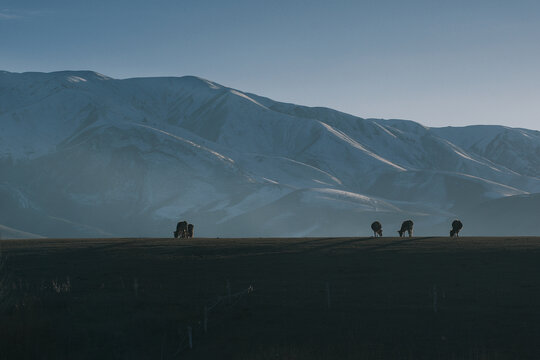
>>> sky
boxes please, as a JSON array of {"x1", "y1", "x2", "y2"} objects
[{"x1": 1, "y1": 0, "x2": 539, "y2": 130}]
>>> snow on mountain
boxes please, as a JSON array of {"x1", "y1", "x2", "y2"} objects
[
  {"x1": 1, "y1": 70, "x2": 540, "y2": 237},
  {"x1": 0, "y1": 224, "x2": 44, "y2": 239},
  {"x1": 432, "y1": 125, "x2": 540, "y2": 178}
]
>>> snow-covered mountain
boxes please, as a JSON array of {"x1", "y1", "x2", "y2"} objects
[{"x1": 1, "y1": 70, "x2": 539, "y2": 238}]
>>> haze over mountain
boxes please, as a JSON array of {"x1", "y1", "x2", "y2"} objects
[{"x1": 1, "y1": 71, "x2": 539, "y2": 238}]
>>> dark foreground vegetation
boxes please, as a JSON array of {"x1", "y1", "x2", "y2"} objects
[{"x1": 2, "y1": 236, "x2": 540, "y2": 359}]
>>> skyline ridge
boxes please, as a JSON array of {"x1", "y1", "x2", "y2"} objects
[
  {"x1": 1, "y1": 69, "x2": 539, "y2": 237},
  {"x1": 2, "y1": 69, "x2": 539, "y2": 132}
]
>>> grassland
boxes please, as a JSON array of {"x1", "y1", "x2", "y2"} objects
[{"x1": 1, "y1": 236, "x2": 540, "y2": 359}]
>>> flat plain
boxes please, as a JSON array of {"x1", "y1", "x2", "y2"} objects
[{"x1": 2, "y1": 236, "x2": 540, "y2": 359}]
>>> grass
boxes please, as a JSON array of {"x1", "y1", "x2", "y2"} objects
[{"x1": 1, "y1": 236, "x2": 540, "y2": 359}]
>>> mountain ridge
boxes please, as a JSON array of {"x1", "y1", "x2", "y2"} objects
[{"x1": 1, "y1": 70, "x2": 539, "y2": 237}]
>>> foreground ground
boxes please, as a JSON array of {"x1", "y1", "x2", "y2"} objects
[{"x1": 1, "y1": 236, "x2": 540, "y2": 359}]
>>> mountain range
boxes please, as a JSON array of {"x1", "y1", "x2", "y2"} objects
[{"x1": 1, "y1": 70, "x2": 539, "y2": 238}]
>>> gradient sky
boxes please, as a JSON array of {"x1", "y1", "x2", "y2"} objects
[{"x1": 1, "y1": 0, "x2": 539, "y2": 130}]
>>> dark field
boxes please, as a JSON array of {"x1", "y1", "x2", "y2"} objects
[{"x1": 2, "y1": 236, "x2": 540, "y2": 359}]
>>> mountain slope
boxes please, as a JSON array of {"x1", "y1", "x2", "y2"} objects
[
  {"x1": 1, "y1": 70, "x2": 539, "y2": 237},
  {"x1": 462, "y1": 193, "x2": 540, "y2": 236}
]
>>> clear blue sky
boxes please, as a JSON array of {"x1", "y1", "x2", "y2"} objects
[{"x1": 2, "y1": 0, "x2": 539, "y2": 130}]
